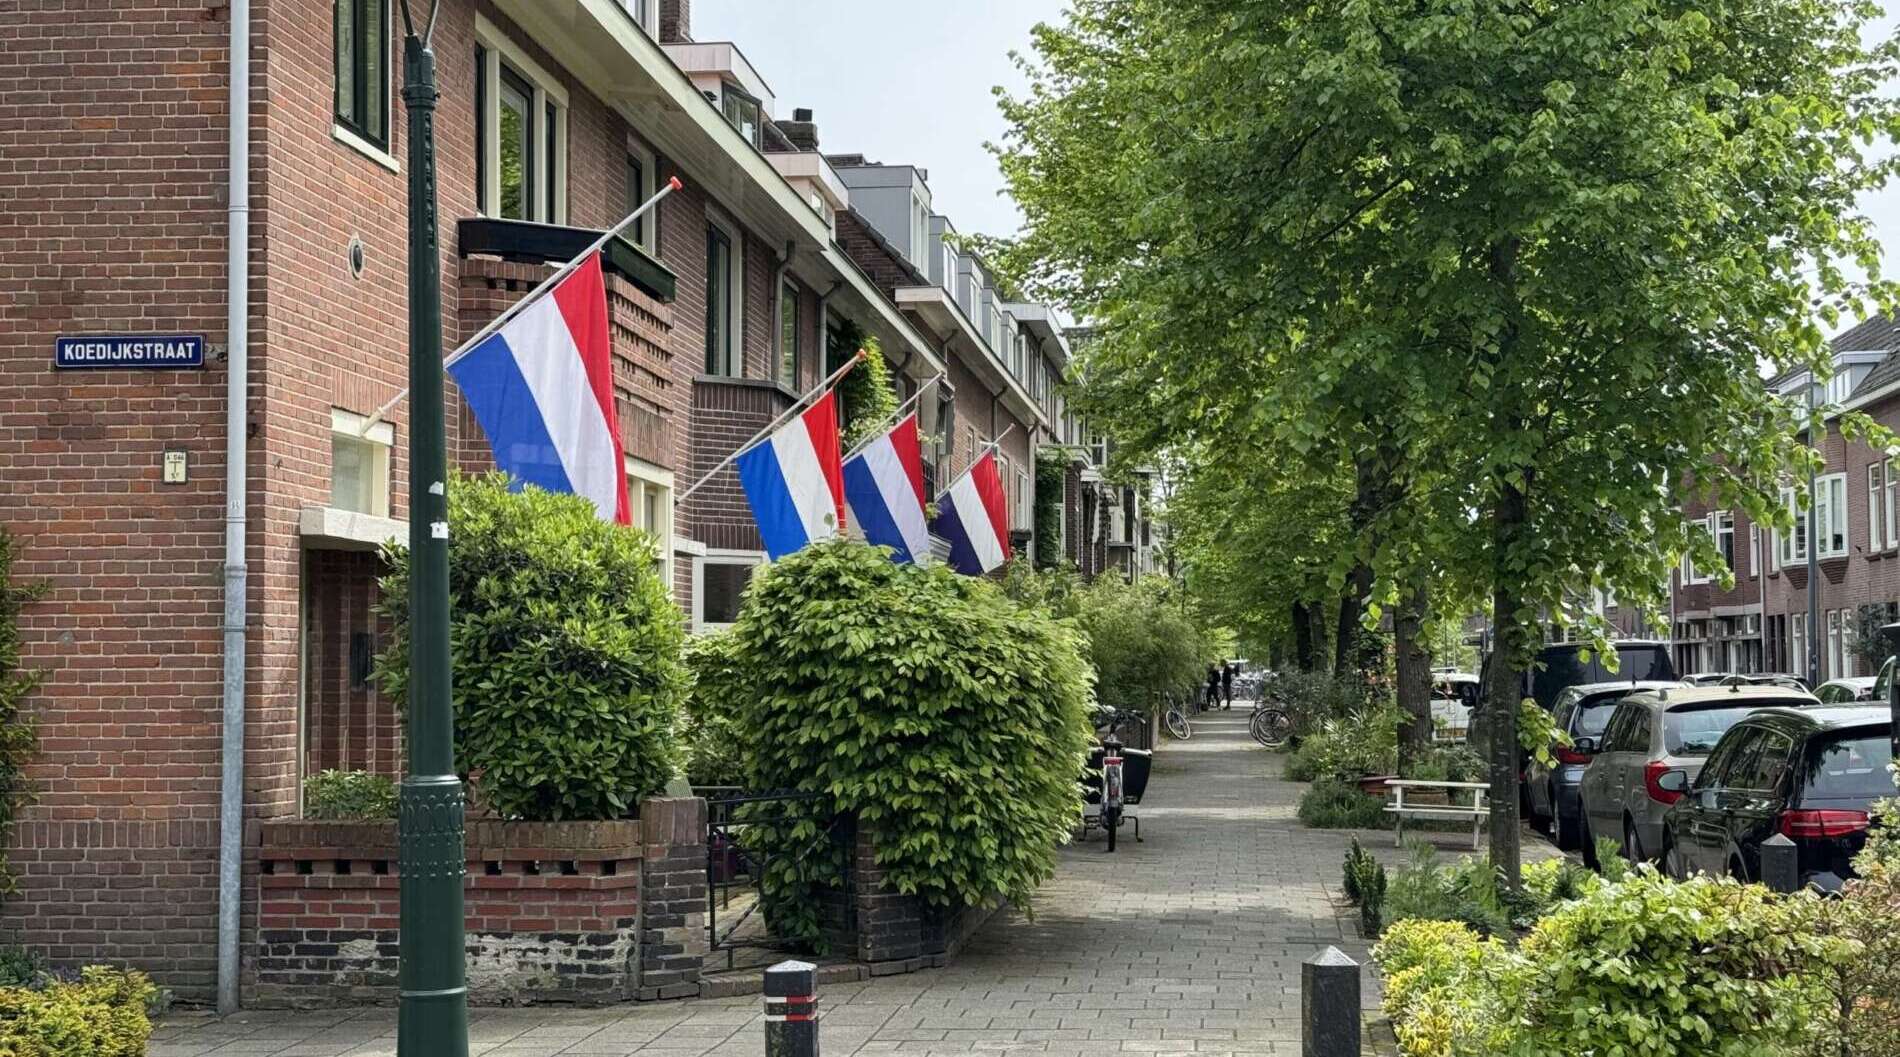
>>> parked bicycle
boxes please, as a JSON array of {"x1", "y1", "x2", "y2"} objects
[
  {"x1": 1162, "y1": 691, "x2": 1192, "y2": 741},
  {"x1": 1101, "y1": 734, "x2": 1126, "y2": 852}
]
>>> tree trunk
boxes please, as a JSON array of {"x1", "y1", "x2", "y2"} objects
[
  {"x1": 1395, "y1": 578, "x2": 1432, "y2": 769},
  {"x1": 1333, "y1": 584, "x2": 1368, "y2": 679},
  {"x1": 1292, "y1": 601, "x2": 1317, "y2": 672},
  {"x1": 1485, "y1": 236, "x2": 1527, "y2": 891}
]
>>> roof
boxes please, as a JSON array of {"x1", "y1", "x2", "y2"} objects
[
  {"x1": 1853, "y1": 347, "x2": 1900, "y2": 398},
  {"x1": 1820, "y1": 676, "x2": 1878, "y2": 688},
  {"x1": 1743, "y1": 705, "x2": 1889, "y2": 731},
  {"x1": 1765, "y1": 314, "x2": 1900, "y2": 393},
  {"x1": 1620, "y1": 685, "x2": 1819, "y2": 711},
  {"x1": 1557, "y1": 680, "x2": 1682, "y2": 698}
]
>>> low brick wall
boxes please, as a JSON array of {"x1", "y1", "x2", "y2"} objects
[
  {"x1": 249, "y1": 799, "x2": 707, "y2": 1007},
  {"x1": 839, "y1": 819, "x2": 1005, "y2": 976}
]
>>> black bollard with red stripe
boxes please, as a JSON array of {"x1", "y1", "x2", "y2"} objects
[{"x1": 764, "y1": 960, "x2": 818, "y2": 1057}]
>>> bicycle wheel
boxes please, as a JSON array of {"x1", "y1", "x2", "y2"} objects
[
  {"x1": 1250, "y1": 708, "x2": 1292, "y2": 748},
  {"x1": 1164, "y1": 708, "x2": 1190, "y2": 740},
  {"x1": 1104, "y1": 805, "x2": 1118, "y2": 852}
]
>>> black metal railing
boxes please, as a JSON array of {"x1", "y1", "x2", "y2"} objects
[{"x1": 704, "y1": 790, "x2": 842, "y2": 972}]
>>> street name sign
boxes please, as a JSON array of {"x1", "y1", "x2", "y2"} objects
[{"x1": 55, "y1": 335, "x2": 205, "y2": 369}]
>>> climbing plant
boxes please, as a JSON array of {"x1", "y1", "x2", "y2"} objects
[
  {"x1": 835, "y1": 331, "x2": 900, "y2": 451},
  {"x1": 0, "y1": 528, "x2": 46, "y2": 894},
  {"x1": 1033, "y1": 448, "x2": 1066, "y2": 568}
]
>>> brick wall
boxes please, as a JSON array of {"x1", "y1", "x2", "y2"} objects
[
  {"x1": 686, "y1": 379, "x2": 798, "y2": 553},
  {"x1": 303, "y1": 550, "x2": 400, "y2": 780}
]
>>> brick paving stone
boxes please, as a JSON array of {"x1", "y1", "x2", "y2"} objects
[{"x1": 156, "y1": 713, "x2": 1474, "y2": 1056}]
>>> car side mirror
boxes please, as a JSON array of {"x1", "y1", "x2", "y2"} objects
[
  {"x1": 1573, "y1": 736, "x2": 1599, "y2": 754},
  {"x1": 1655, "y1": 769, "x2": 1689, "y2": 794}
]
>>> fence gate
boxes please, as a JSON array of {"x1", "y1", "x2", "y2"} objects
[{"x1": 702, "y1": 790, "x2": 843, "y2": 972}]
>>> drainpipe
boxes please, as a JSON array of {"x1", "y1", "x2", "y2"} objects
[
  {"x1": 1758, "y1": 525, "x2": 1768, "y2": 673},
  {"x1": 216, "y1": 0, "x2": 251, "y2": 1016}
]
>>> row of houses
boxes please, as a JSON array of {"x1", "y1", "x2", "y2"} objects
[
  {"x1": 0, "y1": 0, "x2": 1159, "y2": 1000},
  {"x1": 1665, "y1": 315, "x2": 1900, "y2": 681}
]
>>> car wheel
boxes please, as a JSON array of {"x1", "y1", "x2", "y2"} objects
[
  {"x1": 1555, "y1": 811, "x2": 1581, "y2": 852},
  {"x1": 1728, "y1": 855, "x2": 1749, "y2": 883},
  {"x1": 1622, "y1": 818, "x2": 1644, "y2": 864},
  {"x1": 1662, "y1": 837, "x2": 1686, "y2": 880}
]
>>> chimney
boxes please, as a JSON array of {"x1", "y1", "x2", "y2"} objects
[
  {"x1": 659, "y1": 0, "x2": 691, "y2": 42},
  {"x1": 779, "y1": 107, "x2": 819, "y2": 152}
]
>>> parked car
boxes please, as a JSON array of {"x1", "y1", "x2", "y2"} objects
[
  {"x1": 1684, "y1": 673, "x2": 1737, "y2": 687},
  {"x1": 1720, "y1": 673, "x2": 1811, "y2": 691},
  {"x1": 1430, "y1": 673, "x2": 1482, "y2": 741},
  {"x1": 1815, "y1": 676, "x2": 1879, "y2": 704},
  {"x1": 1528, "y1": 680, "x2": 1685, "y2": 850},
  {"x1": 1660, "y1": 705, "x2": 1892, "y2": 892},
  {"x1": 1578, "y1": 685, "x2": 1818, "y2": 865},
  {"x1": 1483, "y1": 639, "x2": 1679, "y2": 712}
]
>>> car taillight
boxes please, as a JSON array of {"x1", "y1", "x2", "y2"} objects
[
  {"x1": 1644, "y1": 761, "x2": 1684, "y2": 805},
  {"x1": 1555, "y1": 746, "x2": 1593, "y2": 765},
  {"x1": 1779, "y1": 809, "x2": 1871, "y2": 839}
]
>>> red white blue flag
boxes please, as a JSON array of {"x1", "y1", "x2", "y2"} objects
[
  {"x1": 736, "y1": 391, "x2": 846, "y2": 560},
  {"x1": 931, "y1": 449, "x2": 1011, "y2": 574},
  {"x1": 841, "y1": 411, "x2": 930, "y2": 564},
  {"x1": 448, "y1": 254, "x2": 630, "y2": 524}
]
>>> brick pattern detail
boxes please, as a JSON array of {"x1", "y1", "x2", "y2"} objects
[
  {"x1": 659, "y1": 0, "x2": 691, "y2": 43},
  {"x1": 685, "y1": 379, "x2": 797, "y2": 552},
  {"x1": 636, "y1": 797, "x2": 708, "y2": 1000},
  {"x1": 303, "y1": 550, "x2": 400, "y2": 779},
  {"x1": 249, "y1": 819, "x2": 644, "y2": 1007},
  {"x1": 847, "y1": 821, "x2": 998, "y2": 974}
]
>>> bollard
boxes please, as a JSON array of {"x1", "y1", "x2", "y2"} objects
[
  {"x1": 1759, "y1": 833, "x2": 1800, "y2": 894},
  {"x1": 764, "y1": 959, "x2": 818, "y2": 1057},
  {"x1": 1302, "y1": 946, "x2": 1360, "y2": 1057}
]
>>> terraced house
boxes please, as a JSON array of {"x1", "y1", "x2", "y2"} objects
[
  {"x1": 1670, "y1": 316, "x2": 1900, "y2": 680},
  {"x1": 0, "y1": 0, "x2": 1116, "y2": 1005}
]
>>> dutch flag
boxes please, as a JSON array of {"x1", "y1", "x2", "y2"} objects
[
  {"x1": 841, "y1": 411, "x2": 930, "y2": 564},
  {"x1": 736, "y1": 391, "x2": 846, "y2": 560},
  {"x1": 931, "y1": 449, "x2": 1012, "y2": 575},
  {"x1": 448, "y1": 254, "x2": 629, "y2": 524}
]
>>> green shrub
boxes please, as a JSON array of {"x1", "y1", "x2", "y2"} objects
[
  {"x1": 1592, "y1": 836, "x2": 1630, "y2": 882},
  {"x1": 1073, "y1": 574, "x2": 1209, "y2": 715},
  {"x1": 376, "y1": 472, "x2": 687, "y2": 821},
  {"x1": 1343, "y1": 837, "x2": 1372, "y2": 902},
  {"x1": 723, "y1": 540, "x2": 1093, "y2": 949},
  {"x1": 835, "y1": 332, "x2": 899, "y2": 450},
  {"x1": 1799, "y1": 799, "x2": 1900, "y2": 1056},
  {"x1": 1372, "y1": 919, "x2": 1514, "y2": 1057},
  {"x1": 1032, "y1": 449, "x2": 1065, "y2": 570},
  {"x1": 1402, "y1": 744, "x2": 1483, "y2": 783},
  {"x1": 1358, "y1": 858, "x2": 1388, "y2": 936},
  {"x1": 0, "y1": 966, "x2": 157, "y2": 1056},
  {"x1": 1296, "y1": 777, "x2": 1388, "y2": 829},
  {"x1": 302, "y1": 770, "x2": 398, "y2": 820},
  {"x1": 1287, "y1": 704, "x2": 1402, "y2": 781},
  {"x1": 1384, "y1": 841, "x2": 1513, "y2": 936},
  {"x1": 679, "y1": 631, "x2": 745, "y2": 788},
  {"x1": 0, "y1": 528, "x2": 46, "y2": 894},
  {"x1": 0, "y1": 947, "x2": 42, "y2": 988}
]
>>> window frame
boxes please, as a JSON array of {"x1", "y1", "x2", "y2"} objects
[
  {"x1": 776, "y1": 278, "x2": 800, "y2": 389},
  {"x1": 474, "y1": 17, "x2": 569, "y2": 225},
  {"x1": 1872, "y1": 463, "x2": 1887, "y2": 553},
  {"x1": 1778, "y1": 486, "x2": 1807, "y2": 566},
  {"x1": 1816, "y1": 473, "x2": 1849, "y2": 558},
  {"x1": 334, "y1": 0, "x2": 390, "y2": 152},
  {"x1": 703, "y1": 216, "x2": 744, "y2": 376},
  {"x1": 693, "y1": 549, "x2": 764, "y2": 632},
  {"x1": 720, "y1": 83, "x2": 763, "y2": 148},
  {"x1": 626, "y1": 457, "x2": 674, "y2": 590},
  {"x1": 329, "y1": 408, "x2": 394, "y2": 518},
  {"x1": 1682, "y1": 514, "x2": 1713, "y2": 586},
  {"x1": 624, "y1": 140, "x2": 659, "y2": 256},
  {"x1": 1749, "y1": 524, "x2": 1762, "y2": 580}
]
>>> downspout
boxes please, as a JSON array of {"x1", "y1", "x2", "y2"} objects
[
  {"x1": 217, "y1": 0, "x2": 251, "y2": 1016},
  {"x1": 1758, "y1": 526, "x2": 1767, "y2": 673}
]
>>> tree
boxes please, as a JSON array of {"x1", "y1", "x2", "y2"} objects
[{"x1": 995, "y1": 0, "x2": 1899, "y2": 886}]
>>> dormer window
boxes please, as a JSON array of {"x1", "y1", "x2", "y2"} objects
[{"x1": 721, "y1": 85, "x2": 762, "y2": 148}]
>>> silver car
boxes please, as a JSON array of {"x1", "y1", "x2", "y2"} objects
[{"x1": 1578, "y1": 685, "x2": 1818, "y2": 863}]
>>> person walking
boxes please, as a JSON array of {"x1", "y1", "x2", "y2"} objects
[
  {"x1": 1204, "y1": 665, "x2": 1220, "y2": 712},
  {"x1": 1221, "y1": 663, "x2": 1234, "y2": 710}
]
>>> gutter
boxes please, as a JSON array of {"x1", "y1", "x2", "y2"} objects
[{"x1": 217, "y1": 0, "x2": 251, "y2": 1015}]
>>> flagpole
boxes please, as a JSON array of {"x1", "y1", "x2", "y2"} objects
[
  {"x1": 677, "y1": 350, "x2": 866, "y2": 503},
  {"x1": 980, "y1": 423, "x2": 1019, "y2": 456},
  {"x1": 933, "y1": 422, "x2": 1021, "y2": 503},
  {"x1": 359, "y1": 176, "x2": 683, "y2": 436},
  {"x1": 841, "y1": 374, "x2": 943, "y2": 461}
]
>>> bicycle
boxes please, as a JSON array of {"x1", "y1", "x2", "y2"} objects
[
  {"x1": 1162, "y1": 691, "x2": 1192, "y2": 740},
  {"x1": 1249, "y1": 684, "x2": 1294, "y2": 747},
  {"x1": 1101, "y1": 734, "x2": 1126, "y2": 853}
]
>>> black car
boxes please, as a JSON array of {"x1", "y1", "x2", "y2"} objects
[
  {"x1": 1484, "y1": 639, "x2": 1679, "y2": 713},
  {"x1": 1660, "y1": 706, "x2": 1893, "y2": 892}
]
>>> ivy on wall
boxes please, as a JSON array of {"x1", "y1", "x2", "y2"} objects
[
  {"x1": 1033, "y1": 448, "x2": 1066, "y2": 569},
  {"x1": 0, "y1": 529, "x2": 46, "y2": 893}
]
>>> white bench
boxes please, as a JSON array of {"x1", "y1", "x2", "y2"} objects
[{"x1": 1384, "y1": 780, "x2": 1490, "y2": 850}]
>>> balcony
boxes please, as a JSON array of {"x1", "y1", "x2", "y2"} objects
[{"x1": 459, "y1": 217, "x2": 677, "y2": 302}]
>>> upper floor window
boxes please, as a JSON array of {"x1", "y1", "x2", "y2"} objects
[
  {"x1": 475, "y1": 19, "x2": 567, "y2": 224},
  {"x1": 777, "y1": 280, "x2": 800, "y2": 388},
  {"x1": 625, "y1": 0, "x2": 655, "y2": 32},
  {"x1": 330, "y1": 409, "x2": 392, "y2": 518},
  {"x1": 1816, "y1": 473, "x2": 1849, "y2": 558},
  {"x1": 721, "y1": 85, "x2": 762, "y2": 148},
  {"x1": 625, "y1": 142, "x2": 659, "y2": 256},
  {"x1": 704, "y1": 218, "x2": 744, "y2": 375},
  {"x1": 334, "y1": 0, "x2": 389, "y2": 149}
]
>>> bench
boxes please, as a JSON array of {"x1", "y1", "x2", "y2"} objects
[{"x1": 1384, "y1": 780, "x2": 1490, "y2": 850}]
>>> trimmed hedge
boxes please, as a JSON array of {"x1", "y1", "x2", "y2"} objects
[
  {"x1": 376, "y1": 472, "x2": 687, "y2": 821},
  {"x1": 722, "y1": 540, "x2": 1094, "y2": 948},
  {"x1": 0, "y1": 967, "x2": 157, "y2": 1056}
]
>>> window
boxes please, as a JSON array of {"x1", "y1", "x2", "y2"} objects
[
  {"x1": 625, "y1": 0, "x2": 655, "y2": 32},
  {"x1": 1682, "y1": 515, "x2": 1712, "y2": 586},
  {"x1": 1778, "y1": 486, "x2": 1807, "y2": 566},
  {"x1": 626, "y1": 458, "x2": 674, "y2": 588},
  {"x1": 1828, "y1": 609, "x2": 1844, "y2": 680},
  {"x1": 703, "y1": 219, "x2": 743, "y2": 375},
  {"x1": 777, "y1": 280, "x2": 800, "y2": 388},
  {"x1": 624, "y1": 144, "x2": 658, "y2": 255},
  {"x1": 1730, "y1": 731, "x2": 1794, "y2": 793},
  {"x1": 475, "y1": 19, "x2": 567, "y2": 224},
  {"x1": 721, "y1": 85, "x2": 761, "y2": 147},
  {"x1": 1793, "y1": 612, "x2": 1809, "y2": 680},
  {"x1": 1749, "y1": 525, "x2": 1761, "y2": 580},
  {"x1": 911, "y1": 194, "x2": 929, "y2": 266},
  {"x1": 334, "y1": 0, "x2": 389, "y2": 149},
  {"x1": 1873, "y1": 464, "x2": 1887, "y2": 553},
  {"x1": 695, "y1": 552, "x2": 763, "y2": 630},
  {"x1": 1816, "y1": 473, "x2": 1848, "y2": 557},
  {"x1": 329, "y1": 409, "x2": 392, "y2": 517},
  {"x1": 1715, "y1": 511, "x2": 1734, "y2": 573}
]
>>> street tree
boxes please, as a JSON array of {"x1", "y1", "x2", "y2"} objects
[{"x1": 994, "y1": 0, "x2": 1899, "y2": 886}]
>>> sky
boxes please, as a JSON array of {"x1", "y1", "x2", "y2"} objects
[{"x1": 697, "y1": 1, "x2": 1900, "y2": 326}]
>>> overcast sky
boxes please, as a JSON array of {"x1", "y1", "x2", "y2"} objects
[{"x1": 697, "y1": 1, "x2": 1900, "y2": 332}]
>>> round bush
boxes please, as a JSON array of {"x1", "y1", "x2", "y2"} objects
[
  {"x1": 724, "y1": 539, "x2": 1094, "y2": 948},
  {"x1": 377, "y1": 472, "x2": 687, "y2": 821}
]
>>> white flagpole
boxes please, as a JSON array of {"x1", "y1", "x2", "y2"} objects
[
  {"x1": 840, "y1": 374, "x2": 944, "y2": 461},
  {"x1": 677, "y1": 349, "x2": 866, "y2": 503},
  {"x1": 358, "y1": 176, "x2": 684, "y2": 436},
  {"x1": 934, "y1": 422, "x2": 1020, "y2": 503}
]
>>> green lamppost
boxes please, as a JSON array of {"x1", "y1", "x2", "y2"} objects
[{"x1": 397, "y1": 3, "x2": 468, "y2": 1052}]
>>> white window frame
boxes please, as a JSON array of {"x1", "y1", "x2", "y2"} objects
[
  {"x1": 1827, "y1": 608, "x2": 1843, "y2": 681},
  {"x1": 329, "y1": 408, "x2": 393, "y2": 518},
  {"x1": 1887, "y1": 456, "x2": 1898, "y2": 552},
  {"x1": 626, "y1": 457, "x2": 674, "y2": 590},
  {"x1": 704, "y1": 210, "x2": 745, "y2": 377},
  {"x1": 1714, "y1": 510, "x2": 1734, "y2": 574},
  {"x1": 475, "y1": 15, "x2": 569, "y2": 225},
  {"x1": 1871, "y1": 463, "x2": 1886, "y2": 554},
  {"x1": 625, "y1": 0, "x2": 655, "y2": 33},
  {"x1": 1749, "y1": 525, "x2": 1761, "y2": 580},
  {"x1": 1682, "y1": 514, "x2": 1712, "y2": 586},
  {"x1": 624, "y1": 136, "x2": 659, "y2": 257},
  {"x1": 1816, "y1": 473, "x2": 1849, "y2": 558},
  {"x1": 1778, "y1": 486, "x2": 1806, "y2": 566},
  {"x1": 693, "y1": 549, "x2": 764, "y2": 632},
  {"x1": 910, "y1": 193, "x2": 929, "y2": 269},
  {"x1": 1793, "y1": 612, "x2": 1808, "y2": 677}
]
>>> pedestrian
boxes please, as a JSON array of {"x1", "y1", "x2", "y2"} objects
[
  {"x1": 1204, "y1": 665, "x2": 1220, "y2": 712},
  {"x1": 1221, "y1": 663, "x2": 1234, "y2": 710}
]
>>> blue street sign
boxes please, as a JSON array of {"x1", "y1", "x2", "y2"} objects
[{"x1": 55, "y1": 335, "x2": 205, "y2": 369}]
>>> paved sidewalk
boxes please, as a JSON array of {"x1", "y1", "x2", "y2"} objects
[{"x1": 154, "y1": 712, "x2": 1383, "y2": 1057}]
